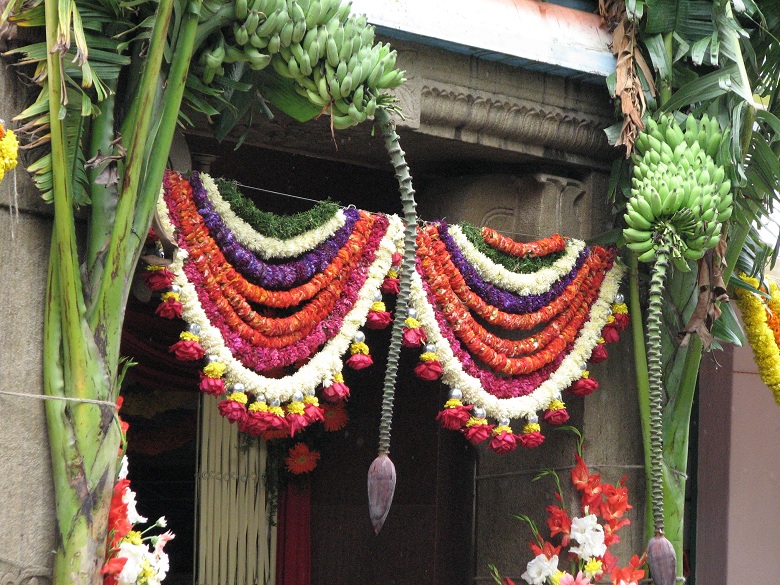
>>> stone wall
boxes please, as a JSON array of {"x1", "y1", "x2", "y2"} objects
[{"x1": 0, "y1": 63, "x2": 56, "y2": 584}]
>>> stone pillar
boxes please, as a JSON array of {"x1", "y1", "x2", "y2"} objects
[
  {"x1": 416, "y1": 172, "x2": 645, "y2": 584},
  {"x1": 0, "y1": 64, "x2": 56, "y2": 583}
]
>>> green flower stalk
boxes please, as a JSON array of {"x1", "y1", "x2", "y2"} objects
[{"x1": 366, "y1": 106, "x2": 417, "y2": 534}]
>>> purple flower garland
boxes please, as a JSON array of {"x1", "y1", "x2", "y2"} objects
[
  {"x1": 436, "y1": 221, "x2": 587, "y2": 314},
  {"x1": 189, "y1": 172, "x2": 361, "y2": 290}
]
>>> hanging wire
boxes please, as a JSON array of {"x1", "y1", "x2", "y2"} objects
[{"x1": 231, "y1": 180, "x2": 555, "y2": 241}]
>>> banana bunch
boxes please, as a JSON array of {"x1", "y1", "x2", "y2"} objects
[
  {"x1": 623, "y1": 113, "x2": 733, "y2": 271},
  {"x1": 198, "y1": 0, "x2": 406, "y2": 129}
]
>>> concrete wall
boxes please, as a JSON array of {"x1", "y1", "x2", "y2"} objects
[{"x1": 0, "y1": 63, "x2": 56, "y2": 583}]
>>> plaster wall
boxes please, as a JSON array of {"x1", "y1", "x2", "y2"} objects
[
  {"x1": 0, "y1": 63, "x2": 56, "y2": 584},
  {"x1": 726, "y1": 345, "x2": 780, "y2": 582}
]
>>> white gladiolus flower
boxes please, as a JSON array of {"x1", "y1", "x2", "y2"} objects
[
  {"x1": 569, "y1": 514, "x2": 607, "y2": 559},
  {"x1": 118, "y1": 455, "x2": 129, "y2": 480},
  {"x1": 521, "y1": 553, "x2": 559, "y2": 585},
  {"x1": 122, "y1": 487, "x2": 148, "y2": 524}
]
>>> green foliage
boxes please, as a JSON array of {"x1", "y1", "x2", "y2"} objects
[{"x1": 216, "y1": 178, "x2": 340, "y2": 238}]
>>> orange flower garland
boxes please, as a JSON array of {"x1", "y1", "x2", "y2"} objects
[{"x1": 481, "y1": 227, "x2": 566, "y2": 258}]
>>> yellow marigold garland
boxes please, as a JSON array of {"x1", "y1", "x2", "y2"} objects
[{"x1": 733, "y1": 274, "x2": 780, "y2": 405}]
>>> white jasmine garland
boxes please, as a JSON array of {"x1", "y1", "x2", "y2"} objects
[
  {"x1": 448, "y1": 224, "x2": 586, "y2": 295},
  {"x1": 201, "y1": 173, "x2": 346, "y2": 259},
  {"x1": 409, "y1": 259, "x2": 626, "y2": 422},
  {"x1": 521, "y1": 553, "x2": 559, "y2": 585},
  {"x1": 157, "y1": 190, "x2": 404, "y2": 402}
]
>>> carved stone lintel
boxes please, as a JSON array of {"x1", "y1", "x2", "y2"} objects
[{"x1": 415, "y1": 85, "x2": 611, "y2": 164}]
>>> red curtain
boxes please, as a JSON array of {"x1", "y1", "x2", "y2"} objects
[{"x1": 276, "y1": 483, "x2": 312, "y2": 585}]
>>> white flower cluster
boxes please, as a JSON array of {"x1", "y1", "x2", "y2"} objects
[{"x1": 521, "y1": 553, "x2": 559, "y2": 585}]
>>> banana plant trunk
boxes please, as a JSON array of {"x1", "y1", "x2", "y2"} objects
[{"x1": 41, "y1": 0, "x2": 202, "y2": 580}]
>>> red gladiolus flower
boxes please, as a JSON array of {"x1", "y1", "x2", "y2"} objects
[
  {"x1": 402, "y1": 327, "x2": 426, "y2": 347},
  {"x1": 545, "y1": 505, "x2": 572, "y2": 545},
  {"x1": 581, "y1": 474, "x2": 603, "y2": 509},
  {"x1": 414, "y1": 359, "x2": 443, "y2": 380},
  {"x1": 217, "y1": 398, "x2": 247, "y2": 425},
  {"x1": 568, "y1": 377, "x2": 599, "y2": 397},
  {"x1": 610, "y1": 554, "x2": 645, "y2": 585},
  {"x1": 322, "y1": 402, "x2": 349, "y2": 431},
  {"x1": 488, "y1": 429, "x2": 517, "y2": 454},
  {"x1": 346, "y1": 353, "x2": 373, "y2": 370},
  {"x1": 366, "y1": 310, "x2": 393, "y2": 329},
  {"x1": 436, "y1": 404, "x2": 472, "y2": 430},
  {"x1": 101, "y1": 555, "x2": 128, "y2": 583},
  {"x1": 463, "y1": 422, "x2": 493, "y2": 444},
  {"x1": 601, "y1": 550, "x2": 618, "y2": 575},
  {"x1": 529, "y1": 540, "x2": 562, "y2": 560},
  {"x1": 590, "y1": 344, "x2": 608, "y2": 363},
  {"x1": 169, "y1": 339, "x2": 205, "y2": 361},
  {"x1": 543, "y1": 407, "x2": 570, "y2": 425},
  {"x1": 518, "y1": 430, "x2": 545, "y2": 448},
  {"x1": 571, "y1": 454, "x2": 590, "y2": 490},
  {"x1": 199, "y1": 374, "x2": 225, "y2": 396},
  {"x1": 285, "y1": 443, "x2": 320, "y2": 474},
  {"x1": 501, "y1": 578, "x2": 515, "y2": 585},
  {"x1": 601, "y1": 483, "x2": 632, "y2": 520},
  {"x1": 155, "y1": 297, "x2": 183, "y2": 319}
]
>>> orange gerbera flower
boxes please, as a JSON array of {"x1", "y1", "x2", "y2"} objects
[
  {"x1": 322, "y1": 402, "x2": 349, "y2": 431},
  {"x1": 285, "y1": 443, "x2": 320, "y2": 474}
]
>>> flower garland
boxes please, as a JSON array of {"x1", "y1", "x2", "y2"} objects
[
  {"x1": 156, "y1": 171, "x2": 404, "y2": 404},
  {"x1": 214, "y1": 179, "x2": 339, "y2": 245},
  {"x1": 733, "y1": 274, "x2": 780, "y2": 404},
  {"x1": 440, "y1": 223, "x2": 588, "y2": 314},
  {"x1": 409, "y1": 248, "x2": 625, "y2": 423}
]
